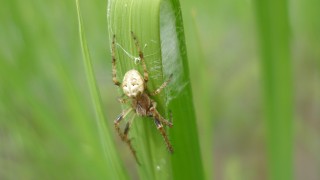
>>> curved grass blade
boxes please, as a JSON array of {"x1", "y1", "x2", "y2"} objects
[{"x1": 76, "y1": 0, "x2": 127, "y2": 179}]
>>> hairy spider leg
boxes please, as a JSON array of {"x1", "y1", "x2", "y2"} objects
[
  {"x1": 114, "y1": 108, "x2": 132, "y2": 138},
  {"x1": 123, "y1": 114, "x2": 140, "y2": 164},
  {"x1": 114, "y1": 108, "x2": 132, "y2": 139},
  {"x1": 131, "y1": 31, "x2": 149, "y2": 84},
  {"x1": 118, "y1": 94, "x2": 128, "y2": 104},
  {"x1": 150, "y1": 102, "x2": 173, "y2": 127},
  {"x1": 114, "y1": 108, "x2": 140, "y2": 163},
  {"x1": 112, "y1": 35, "x2": 121, "y2": 86},
  {"x1": 151, "y1": 74, "x2": 173, "y2": 96},
  {"x1": 154, "y1": 119, "x2": 174, "y2": 153}
]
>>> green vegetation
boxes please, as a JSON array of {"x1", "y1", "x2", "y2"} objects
[
  {"x1": 1, "y1": 0, "x2": 319, "y2": 179},
  {"x1": 255, "y1": 1, "x2": 293, "y2": 179},
  {"x1": 76, "y1": 0, "x2": 127, "y2": 179},
  {"x1": 107, "y1": 0, "x2": 204, "y2": 179}
]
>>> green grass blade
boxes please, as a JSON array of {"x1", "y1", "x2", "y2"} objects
[
  {"x1": 75, "y1": 1, "x2": 127, "y2": 179},
  {"x1": 254, "y1": 0, "x2": 293, "y2": 180},
  {"x1": 107, "y1": 0, "x2": 204, "y2": 179},
  {"x1": 107, "y1": 1, "x2": 170, "y2": 179},
  {"x1": 160, "y1": 0, "x2": 205, "y2": 179}
]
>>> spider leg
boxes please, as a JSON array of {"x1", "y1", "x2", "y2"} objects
[
  {"x1": 118, "y1": 94, "x2": 128, "y2": 104},
  {"x1": 154, "y1": 119, "x2": 174, "y2": 153},
  {"x1": 122, "y1": 114, "x2": 140, "y2": 164},
  {"x1": 114, "y1": 108, "x2": 132, "y2": 139},
  {"x1": 112, "y1": 34, "x2": 121, "y2": 86},
  {"x1": 151, "y1": 74, "x2": 173, "y2": 96},
  {"x1": 114, "y1": 109, "x2": 140, "y2": 164},
  {"x1": 131, "y1": 31, "x2": 148, "y2": 84},
  {"x1": 150, "y1": 102, "x2": 173, "y2": 127}
]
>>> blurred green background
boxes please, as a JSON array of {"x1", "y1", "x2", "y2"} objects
[{"x1": 1, "y1": 0, "x2": 319, "y2": 179}]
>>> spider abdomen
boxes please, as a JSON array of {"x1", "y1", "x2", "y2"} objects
[{"x1": 122, "y1": 70, "x2": 144, "y2": 98}]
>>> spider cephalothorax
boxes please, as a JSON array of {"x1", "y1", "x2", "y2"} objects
[{"x1": 111, "y1": 32, "x2": 173, "y2": 163}]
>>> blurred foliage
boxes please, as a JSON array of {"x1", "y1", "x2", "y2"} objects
[
  {"x1": 0, "y1": 0, "x2": 319, "y2": 179},
  {"x1": 76, "y1": 0, "x2": 127, "y2": 179}
]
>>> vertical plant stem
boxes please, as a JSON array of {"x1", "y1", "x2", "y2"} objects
[{"x1": 255, "y1": 0, "x2": 293, "y2": 180}]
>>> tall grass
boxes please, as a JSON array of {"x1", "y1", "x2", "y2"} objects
[
  {"x1": 0, "y1": 0, "x2": 126, "y2": 179},
  {"x1": 2, "y1": 0, "x2": 319, "y2": 179},
  {"x1": 255, "y1": 0, "x2": 293, "y2": 179}
]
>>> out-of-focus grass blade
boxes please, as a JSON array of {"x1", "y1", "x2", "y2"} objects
[
  {"x1": 255, "y1": 0, "x2": 293, "y2": 180},
  {"x1": 75, "y1": 0, "x2": 127, "y2": 179}
]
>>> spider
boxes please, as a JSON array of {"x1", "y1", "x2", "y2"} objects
[{"x1": 112, "y1": 32, "x2": 174, "y2": 163}]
